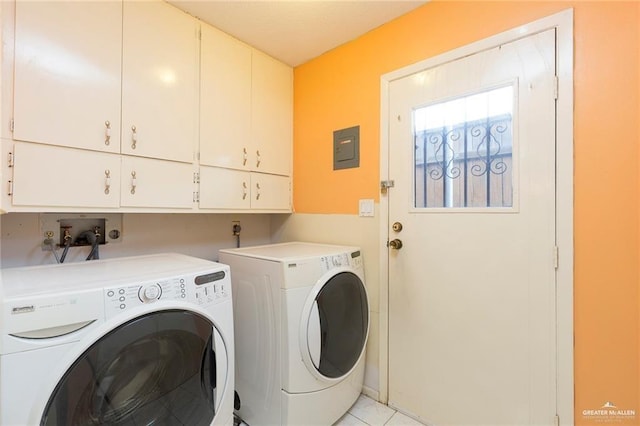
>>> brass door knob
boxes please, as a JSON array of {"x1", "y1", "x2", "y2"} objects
[{"x1": 388, "y1": 239, "x2": 403, "y2": 250}]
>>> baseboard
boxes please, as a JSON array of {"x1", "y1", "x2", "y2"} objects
[{"x1": 361, "y1": 385, "x2": 379, "y2": 402}]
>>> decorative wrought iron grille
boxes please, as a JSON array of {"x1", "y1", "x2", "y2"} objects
[{"x1": 414, "y1": 113, "x2": 513, "y2": 208}]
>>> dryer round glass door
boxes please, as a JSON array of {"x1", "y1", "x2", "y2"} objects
[
  {"x1": 40, "y1": 309, "x2": 227, "y2": 426},
  {"x1": 304, "y1": 271, "x2": 369, "y2": 380}
]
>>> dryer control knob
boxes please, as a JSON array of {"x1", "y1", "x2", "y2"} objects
[
  {"x1": 140, "y1": 285, "x2": 161, "y2": 302},
  {"x1": 332, "y1": 256, "x2": 342, "y2": 267}
]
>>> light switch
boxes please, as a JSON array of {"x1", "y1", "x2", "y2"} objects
[{"x1": 359, "y1": 199, "x2": 374, "y2": 217}]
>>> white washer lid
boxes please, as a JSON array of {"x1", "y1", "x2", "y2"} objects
[
  {"x1": 1, "y1": 253, "x2": 226, "y2": 297},
  {"x1": 219, "y1": 242, "x2": 360, "y2": 262}
]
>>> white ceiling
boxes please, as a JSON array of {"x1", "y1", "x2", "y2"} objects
[{"x1": 169, "y1": 1, "x2": 428, "y2": 67}]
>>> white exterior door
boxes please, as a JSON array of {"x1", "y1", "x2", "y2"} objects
[{"x1": 387, "y1": 30, "x2": 557, "y2": 425}]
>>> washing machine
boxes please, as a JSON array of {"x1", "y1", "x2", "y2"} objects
[
  {"x1": 0, "y1": 253, "x2": 234, "y2": 426},
  {"x1": 219, "y1": 242, "x2": 369, "y2": 426}
]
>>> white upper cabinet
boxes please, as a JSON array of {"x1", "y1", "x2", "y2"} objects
[
  {"x1": 200, "y1": 24, "x2": 251, "y2": 170},
  {"x1": 251, "y1": 50, "x2": 293, "y2": 176},
  {"x1": 121, "y1": 1, "x2": 199, "y2": 163},
  {"x1": 120, "y1": 156, "x2": 195, "y2": 209},
  {"x1": 11, "y1": 142, "x2": 121, "y2": 209},
  {"x1": 13, "y1": 1, "x2": 122, "y2": 153},
  {"x1": 199, "y1": 167, "x2": 251, "y2": 210},
  {"x1": 200, "y1": 31, "x2": 292, "y2": 178},
  {"x1": 5, "y1": 1, "x2": 293, "y2": 213},
  {"x1": 199, "y1": 167, "x2": 290, "y2": 211},
  {"x1": 250, "y1": 172, "x2": 291, "y2": 211}
]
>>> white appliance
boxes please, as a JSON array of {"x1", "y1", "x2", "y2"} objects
[
  {"x1": 0, "y1": 253, "x2": 234, "y2": 426},
  {"x1": 219, "y1": 242, "x2": 369, "y2": 426}
]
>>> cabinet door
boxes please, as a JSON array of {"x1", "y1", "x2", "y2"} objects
[
  {"x1": 11, "y1": 142, "x2": 121, "y2": 208},
  {"x1": 13, "y1": 1, "x2": 121, "y2": 153},
  {"x1": 121, "y1": 156, "x2": 195, "y2": 209},
  {"x1": 200, "y1": 24, "x2": 251, "y2": 170},
  {"x1": 250, "y1": 173, "x2": 291, "y2": 211},
  {"x1": 199, "y1": 167, "x2": 251, "y2": 210},
  {"x1": 122, "y1": 1, "x2": 198, "y2": 163},
  {"x1": 251, "y1": 50, "x2": 293, "y2": 175}
]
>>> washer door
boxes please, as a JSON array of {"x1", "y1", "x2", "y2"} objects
[
  {"x1": 302, "y1": 271, "x2": 369, "y2": 381},
  {"x1": 40, "y1": 309, "x2": 227, "y2": 426}
]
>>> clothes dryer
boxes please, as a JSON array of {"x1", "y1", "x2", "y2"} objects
[
  {"x1": 0, "y1": 253, "x2": 234, "y2": 426},
  {"x1": 219, "y1": 242, "x2": 369, "y2": 426}
]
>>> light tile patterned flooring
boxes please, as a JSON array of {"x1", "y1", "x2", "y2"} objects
[{"x1": 335, "y1": 395, "x2": 427, "y2": 426}]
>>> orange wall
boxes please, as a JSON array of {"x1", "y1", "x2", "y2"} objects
[{"x1": 293, "y1": 1, "x2": 639, "y2": 424}]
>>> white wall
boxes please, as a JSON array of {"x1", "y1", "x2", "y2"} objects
[
  {"x1": 271, "y1": 210, "x2": 381, "y2": 397},
  {"x1": 1, "y1": 213, "x2": 276, "y2": 267}
]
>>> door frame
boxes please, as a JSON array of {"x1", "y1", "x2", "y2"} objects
[{"x1": 378, "y1": 9, "x2": 574, "y2": 425}]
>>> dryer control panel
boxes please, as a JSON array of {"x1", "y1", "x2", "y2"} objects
[{"x1": 319, "y1": 250, "x2": 363, "y2": 274}]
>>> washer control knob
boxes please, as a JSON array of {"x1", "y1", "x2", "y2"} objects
[{"x1": 140, "y1": 285, "x2": 161, "y2": 302}]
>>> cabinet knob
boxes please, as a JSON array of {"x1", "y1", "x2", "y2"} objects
[
  {"x1": 131, "y1": 171, "x2": 137, "y2": 195},
  {"x1": 131, "y1": 125, "x2": 137, "y2": 149},
  {"x1": 105, "y1": 121, "x2": 111, "y2": 146},
  {"x1": 104, "y1": 169, "x2": 111, "y2": 195}
]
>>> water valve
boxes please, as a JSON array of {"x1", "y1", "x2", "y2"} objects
[{"x1": 232, "y1": 222, "x2": 242, "y2": 236}]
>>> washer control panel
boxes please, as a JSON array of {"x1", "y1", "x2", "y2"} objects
[
  {"x1": 194, "y1": 270, "x2": 230, "y2": 306},
  {"x1": 104, "y1": 269, "x2": 230, "y2": 318}
]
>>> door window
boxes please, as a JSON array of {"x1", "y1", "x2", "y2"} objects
[
  {"x1": 414, "y1": 85, "x2": 514, "y2": 208},
  {"x1": 41, "y1": 310, "x2": 219, "y2": 426},
  {"x1": 312, "y1": 272, "x2": 368, "y2": 379}
]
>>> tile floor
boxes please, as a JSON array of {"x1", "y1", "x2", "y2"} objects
[{"x1": 334, "y1": 395, "x2": 427, "y2": 426}]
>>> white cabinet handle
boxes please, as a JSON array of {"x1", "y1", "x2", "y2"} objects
[
  {"x1": 242, "y1": 147, "x2": 248, "y2": 166},
  {"x1": 255, "y1": 182, "x2": 261, "y2": 200},
  {"x1": 256, "y1": 150, "x2": 261, "y2": 168},
  {"x1": 104, "y1": 170, "x2": 111, "y2": 195},
  {"x1": 131, "y1": 125, "x2": 137, "y2": 149},
  {"x1": 105, "y1": 121, "x2": 111, "y2": 145},
  {"x1": 242, "y1": 181, "x2": 247, "y2": 200},
  {"x1": 130, "y1": 171, "x2": 137, "y2": 195}
]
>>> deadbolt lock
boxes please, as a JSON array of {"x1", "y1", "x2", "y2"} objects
[
  {"x1": 388, "y1": 239, "x2": 403, "y2": 250},
  {"x1": 392, "y1": 222, "x2": 403, "y2": 232}
]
